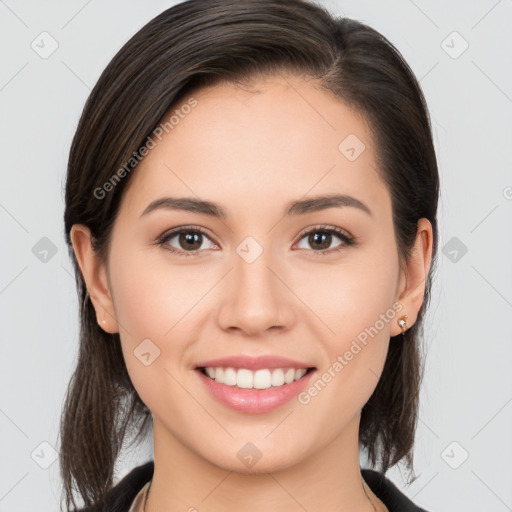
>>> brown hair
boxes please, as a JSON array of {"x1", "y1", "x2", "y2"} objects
[{"x1": 60, "y1": 0, "x2": 439, "y2": 509}]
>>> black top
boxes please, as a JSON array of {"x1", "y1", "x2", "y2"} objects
[{"x1": 76, "y1": 460, "x2": 429, "y2": 512}]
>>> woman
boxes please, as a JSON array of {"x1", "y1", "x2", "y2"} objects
[{"x1": 60, "y1": 0, "x2": 438, "y2": 511}]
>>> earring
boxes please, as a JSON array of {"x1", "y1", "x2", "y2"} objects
[
  {"x1": 102, "y1": 320, "x2": 107, "y2": 325},
  {"x1": 397, "y1": 315, "x2": 408, "y2": 334}
]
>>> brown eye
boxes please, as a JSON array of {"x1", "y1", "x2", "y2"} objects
[
  {"x1": 177, "y1": 231, "x2": 203, "y2": 251},
  {"x1": 158, "y1": 227, "x2": 217, "y2": 255},
  {"x1": 307, "y1": 231, "x2": 334, "y2": 251},
  {"x1": 295, "y1": 225, "x2": 354, "y2": 255}
]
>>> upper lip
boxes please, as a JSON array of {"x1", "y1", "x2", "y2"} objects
[{"x1": 194, "y1": 355, "x2": 315, "y2": 370}]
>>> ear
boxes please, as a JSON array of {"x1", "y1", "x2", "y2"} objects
[
  {"x1": 391, "y1": 218, "x2": 434, "y2": 336},
  {"x1": 70, "y1": 224, "x2": 119, "y2": 334}
]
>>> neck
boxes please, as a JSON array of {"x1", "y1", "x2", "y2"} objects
[{"x1": 145, "y1": 415, "x2": 386, "y2": 512}]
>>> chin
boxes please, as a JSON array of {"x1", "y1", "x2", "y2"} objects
[{"x1": 201, "y1": 444, "x2": 303, "y2": 475}]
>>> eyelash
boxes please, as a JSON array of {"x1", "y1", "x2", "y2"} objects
[{"x1": 156, "y1": 224, "x2": 356, "y2": 257}]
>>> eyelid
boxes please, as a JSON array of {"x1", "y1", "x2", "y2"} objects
[
  {"x1": 292, "y1": 224, "x2": 355, "y2": 255},
  {"x1": 294, "y1": 223, "x2": 353, "y2": 241},
  {"x1": 156, "y1": 224, "x2": 218, "y2": 247}
]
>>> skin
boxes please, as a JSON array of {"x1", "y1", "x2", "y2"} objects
[{"x1": 71, "y1": 72, "x2": 433, "y2": 512}]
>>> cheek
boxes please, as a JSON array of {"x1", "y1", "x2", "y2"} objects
[
  {"x1": 107, "y1": 242, "x2": 235, "y2": 412},
  {"x1": 107, "y1": 247, "x2": 201, "y2": 391},
  {"x1": 290, "y1": 245, "x2": 400, "y2": 345},
  {"x1": 109, "y1": 257, "x2": 192, "y2": 419},
  {"x1": 291, "y1": 243, "x2": 399, "y2": 410},
  {"x1": 109, "y1": 244, "x2": 211, "y2": 340}
]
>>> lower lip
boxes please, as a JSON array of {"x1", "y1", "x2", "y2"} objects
[{"x1": 195, "y1": 369, "x2": 316, "y2": 414}]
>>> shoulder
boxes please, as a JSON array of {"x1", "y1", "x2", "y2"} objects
[
  {"x1": 361, "y1": 469, "x2": 430, "y2": 512},
  {"x1": 76, "y1": 461, "x2": 154, "y2": 512}
]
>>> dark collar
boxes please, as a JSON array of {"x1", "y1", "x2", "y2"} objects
[{"x1": 361, "y1": 468, "x2": 429, "y2": 511}]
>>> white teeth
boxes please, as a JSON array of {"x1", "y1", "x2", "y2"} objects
[
  {"x1": 253, "y1": 369, "x2": 272, "y2": 389},
  {"x1": 223, "y1": 367, "x2": 237, "y2": 386},
  {"x1": 284, "y1": 368, "x2": 295, "y2": 384},
  {"x1": 214, "y1": 367, "x2": 224, "y2": 382},
  {"x1": 271, "y1": 368, "x2": 285, "y2": 387},
  {"x1": 295, "y1": 368, "x2": 307, "y2": 380},
  {"x1": 236, "y1": 369, "x2": 253, "y2": 389},
  {"x1": 202, "y1": 366, "x2": 310, "y2": 389}
]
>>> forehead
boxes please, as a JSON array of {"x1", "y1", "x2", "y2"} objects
[{"x1": 120, "y1": 73, "x2": 388, "y2": 219}]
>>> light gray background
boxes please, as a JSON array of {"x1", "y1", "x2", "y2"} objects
[{"x1": 1, "y1": 1, "x2": 511, "y2": 511}]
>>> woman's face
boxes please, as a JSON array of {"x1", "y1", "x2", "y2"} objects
[{"x1": 84, "y1": 73, "x2": 417, "y2": 472}]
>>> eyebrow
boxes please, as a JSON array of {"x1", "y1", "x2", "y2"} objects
[{"x1": 140, "y1": 193, "x2": 372, "y2": 219}]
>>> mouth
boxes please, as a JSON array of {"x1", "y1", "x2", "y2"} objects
[
  {"x1": 194, "y1": 364, "x2": 317, "y2": 414},
  {"x1": 196, "y1": 366, "x2": 316, "y2": 390}
]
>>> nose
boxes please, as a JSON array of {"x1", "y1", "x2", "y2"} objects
[{"x1": 216, "y1": 246, "x2": 296, "y2": 337}]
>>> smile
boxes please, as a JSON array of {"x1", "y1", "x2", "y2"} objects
[
  {"x1": 200, "y1": 366, "x2": 314, "y2": 389},
  {"x1": 195, "y1": 366, "x2": 316, "y2": 414}
]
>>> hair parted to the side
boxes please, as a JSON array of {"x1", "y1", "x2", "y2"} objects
[{"x1": 60, "y1": 0, "x2": 439, "y2": 510}]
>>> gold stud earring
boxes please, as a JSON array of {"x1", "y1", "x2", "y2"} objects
[{"x1": 397, "y1": 315, "x2": 408, "y2": 334}]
